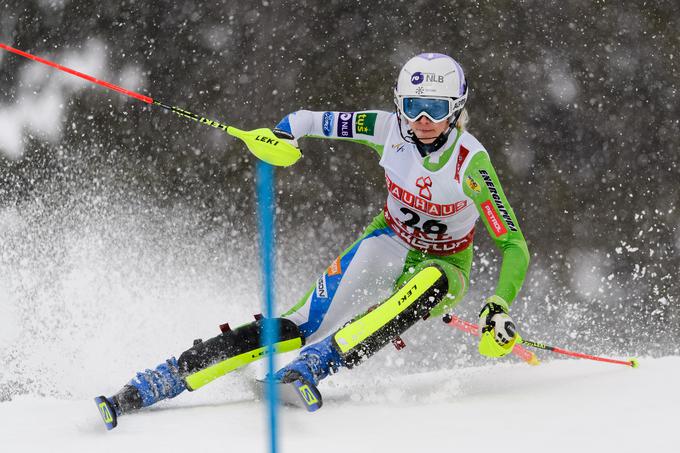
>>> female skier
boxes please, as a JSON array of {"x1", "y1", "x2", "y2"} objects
[{"x1": 95, "y1": 53, "x2": 530, "y2": 428}]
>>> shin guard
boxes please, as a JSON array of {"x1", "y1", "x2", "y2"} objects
[
  {"x1": 179, "y1": 318, "x2": 303, "y2": 390},
  {"x1": 333, "y1": 265, "x2": 448, "y2": 367}
]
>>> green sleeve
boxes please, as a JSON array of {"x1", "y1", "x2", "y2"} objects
[{"x1": 462, "y1": 152, "x2": 530, "y2": 306}]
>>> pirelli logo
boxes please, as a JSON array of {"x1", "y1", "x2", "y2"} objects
[{"x1": 478, "y1": 169, "x2": 517, "y2": 232}]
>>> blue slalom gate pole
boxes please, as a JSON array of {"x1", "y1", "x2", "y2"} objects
[{"x1": 256, "y1": 161, "x2": 279, "y2": 453}]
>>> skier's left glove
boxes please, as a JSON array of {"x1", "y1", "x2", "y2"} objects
[
  {"x1": 478, "y1": 296, "x2": 518, "y2": 358},
  {"x1": 272, "y1": 128, "x2": 299, "y2": 149}
]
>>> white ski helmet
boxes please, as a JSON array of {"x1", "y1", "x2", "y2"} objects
[{"x1": 394, "y1": 53, "x2": 468, "y2": 124}]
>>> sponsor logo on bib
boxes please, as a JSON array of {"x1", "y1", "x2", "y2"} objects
[
  {"x1": 454, "y1": 145, "x2": 470, "y2": 182},
  {"x1": 415, "y1": 176, "x2": 433, "y2": 200},
  {"x1": 386, "y1": 174, "x2": 467, "y2": 217},
  {"x1": 383, "y1": 207, "x2": 475, "y2": 255}
]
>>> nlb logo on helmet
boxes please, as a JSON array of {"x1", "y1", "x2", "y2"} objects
[
  {"x1": 410, "y1": 71, "x2": 445, "y2": 85},
  {"x1": 411, "y1": 72, "x2": 425, "y2": 84}
]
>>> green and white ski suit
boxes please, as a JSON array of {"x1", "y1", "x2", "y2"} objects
[{"x1": 276, "y1": 110, "x2": 530, "y2": 344}]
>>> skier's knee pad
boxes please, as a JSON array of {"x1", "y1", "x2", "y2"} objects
[
  {"x1": 178, "y1": 318, "x2": 304, "y2": 390},
  {"x1": 332, "y1": 264, "x2": 448, "y2": 367}
]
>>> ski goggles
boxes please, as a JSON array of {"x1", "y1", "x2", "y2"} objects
[{"x1": 398, "y1": 96, "x2": 466, "y2": 123}]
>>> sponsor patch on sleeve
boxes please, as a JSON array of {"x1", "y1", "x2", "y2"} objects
[
  {"x1": 465, "y1": 176, "x2": 481, "y2": 193},
  {"x1": 478, "y1": 169, "x2": 518, "y2": 232},
  {"x1": 327, "y1": 256, "x2": 342, "y2": 276},
  {"x1": 337, "y1": 112, "x2": 354, "y2": 138},
  {"x1": 355, "y1": 112, "x2": 377, "y2": 135},
  {"x1": 481, "y1": 200, "x2": 507, "y2": 237},
  {"x1": 322, "y1": 112, "x2": 334, "y2": 137},
  {"x1": 315, "y1": 276, "x2": 328, "y2": 298}
]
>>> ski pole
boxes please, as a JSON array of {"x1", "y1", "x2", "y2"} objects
[
  {"x1": 518, "y1": 338, "x2": 639, "y2": 368},
  {"x1": 443, "y1": 313, "x2": 540, "y2": 365},
  {"x1": 444, "y1": 313, "x2": 638, "y2": 368},
  {"x1": 0, "y1": 42, "x2": 301, "y2": 167}
]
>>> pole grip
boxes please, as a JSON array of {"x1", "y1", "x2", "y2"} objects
[{"x1": 443, "y1": 314, "x2": 539, "y2": 365}]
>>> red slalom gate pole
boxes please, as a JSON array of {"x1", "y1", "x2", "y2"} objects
[
  {"x1": 519, "y1": 339, "x2": 639, "y2": 368},
  {"x1": 443, "y1": 314, "x2": 540, "y2": 365}
]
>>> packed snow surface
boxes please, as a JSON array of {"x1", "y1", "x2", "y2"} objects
[{"x1": 2, "y1": 356, "x2": 676, "y2": 453}]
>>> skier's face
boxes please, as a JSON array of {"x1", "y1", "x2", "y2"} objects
[{"x1": 407, "y1": 116, "x2": 449, "y2": 144}]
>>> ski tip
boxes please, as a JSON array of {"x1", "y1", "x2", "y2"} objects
[
  {"x1": 629, "y1": 358, "x2": 639, "y2": 369},
  {"x1": 291, "y1": 378, "x2": 323, "y2": 412},
  {"x1": 94, "y1": 396, "x2": 118, "y2": 430},
  {"x1": 257, "y1": 375, "x2": 323, "y2": 412}
]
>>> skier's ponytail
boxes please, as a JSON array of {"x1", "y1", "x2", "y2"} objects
[{"x1": 456, "y1": 108, "x2": 469, "y2": 131}]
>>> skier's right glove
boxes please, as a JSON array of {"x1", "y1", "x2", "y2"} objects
[
  {"x1": 478, "y1": 296, "x2": 518, "y2": 358},
  {"x1": 273, "y1": 128, "x2": 300, "y2": 149}
]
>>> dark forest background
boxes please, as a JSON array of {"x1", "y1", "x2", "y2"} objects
[{"x1": 1, "y1": 0, "x2": 678, "y2": 385}]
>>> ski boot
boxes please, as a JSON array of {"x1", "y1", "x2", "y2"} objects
[
  {"x1": 95, "y1": 318, "x2": 305, "y2": 429},
  {"x1": 94, "y1": 357, "x2": 185, "y2": 430},
  {"x1": 270, "y1": 336, "x2": 344, "y2": 411}
]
